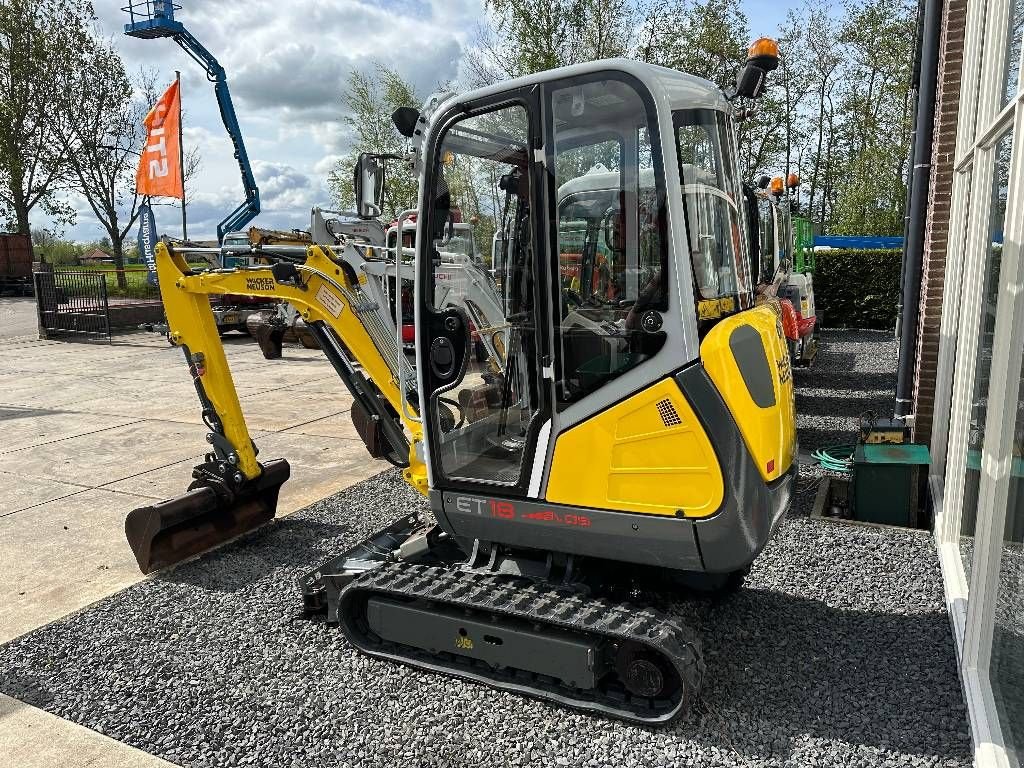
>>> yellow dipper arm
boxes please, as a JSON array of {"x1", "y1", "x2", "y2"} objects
[{"x1": 155, "y1": 241, "x2": 427, "y2": 495}]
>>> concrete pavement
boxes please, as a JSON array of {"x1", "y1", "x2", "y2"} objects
[
  {"x1": 0, "y1": 297, "x2": 38, "y2": 340},
  {"x1": 0, "y1": 306, "x2": 387, "y2": 766},
  {"x1": 0, "y1": 694, "x2": 176, "y2": 768}
]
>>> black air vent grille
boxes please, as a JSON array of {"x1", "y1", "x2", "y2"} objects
[{"x1": 656, "y1": 398, "x2": 682, "y2": 427}]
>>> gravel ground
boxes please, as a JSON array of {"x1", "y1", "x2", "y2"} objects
[{"x1": 0, "y1": 329, "x2": 972, "y2": 767}]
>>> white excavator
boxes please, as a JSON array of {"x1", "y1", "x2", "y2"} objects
[{"x1": 753, "y1": 174, "x2": 818, "y2": 366}]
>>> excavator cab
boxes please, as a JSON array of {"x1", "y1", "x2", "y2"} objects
[{"x1": 413, "y1": 63, "x2": 792, "y2": 504}]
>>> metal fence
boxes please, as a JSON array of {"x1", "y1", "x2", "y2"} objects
[
  {"x1": 34, "y1": 268, "x2": 167, "y2": 342},
  {"x1": 34, "y1": 270, "x2": 111, "y2": 341}
]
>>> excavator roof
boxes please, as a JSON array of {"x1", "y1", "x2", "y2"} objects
[{"x1": 449, "y1": 58, "x2": 731, "y2": 116}]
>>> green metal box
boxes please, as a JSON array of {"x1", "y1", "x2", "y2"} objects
[{"x1": 851, "y1": 443, "x2": 931, "y2": 527}]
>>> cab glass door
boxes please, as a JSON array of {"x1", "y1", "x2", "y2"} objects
[{"x1": 420, "y1": 98, "x2": 544, "y2": 489}]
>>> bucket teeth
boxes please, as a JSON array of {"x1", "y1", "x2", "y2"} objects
[{"x1": 124, "y1": 458, "x2": 290, "y2": 574}]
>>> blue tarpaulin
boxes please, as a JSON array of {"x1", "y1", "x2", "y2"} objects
[{"x1": 814, "y1": 235, "x2": 904, "y2": 249}]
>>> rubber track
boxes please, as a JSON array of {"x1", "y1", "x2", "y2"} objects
[{"x1": 338, "y1": 561, "x2": 705, "y2": 724}]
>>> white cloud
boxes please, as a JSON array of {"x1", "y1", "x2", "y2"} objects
[
  {"x1": 35, "y1": 0, "x2": 484, "y2": 241},
  {"x1": 313, "y1": 154, "x2": 345, "y2": 176},
  {"x1": 254, "y1": 160, "x2": 317, "y2": 211}
]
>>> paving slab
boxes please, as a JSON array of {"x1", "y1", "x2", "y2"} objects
[
  {"x1": 0, "y1": 297, "x2": 39, "y2": 340},
  {"x1": 0, "y1": 472, "x2": 88, "y2": 515},
  {"x1": 252, "y1": 430, "x2": 387, "y2": 512},
  {"x1": 161, "y1": 385, "x2": 352, "y2": 432},
  {"x1": 0, "y1": 488, "x2": 159, "y2": 644},
  {"x1": 214, "y1": 362, "x2": 338, "y2": 393},
  {"x1": 281, "y1": 410, "x2": 362, "y2": 440},
  {"x1": 0, "y1": 420, "x2": 206, "y2": 487},
  {"x1": 0, "y1": 407, "x2": 138, "y2": 455},
  {"x1": 71, "y1": 382, "x2": 275, "y2": 421},
  {"x1": 0, "y1": 694, "x2": 177, "y2": 768},
  {"x1": 0, "y1": 374, "x2": 172, "y2": 410},
  {"x1": 98, "y1": 453, "x2": 225, "y2": 501}
]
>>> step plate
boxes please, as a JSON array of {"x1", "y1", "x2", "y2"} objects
[{"x1": 367, "y1": 597, "x2": 604, "y2": 689}]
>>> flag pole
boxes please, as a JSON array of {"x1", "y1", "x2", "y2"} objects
[{"x1": 176, "y1": 70, "x2": 187, "y2": 241}]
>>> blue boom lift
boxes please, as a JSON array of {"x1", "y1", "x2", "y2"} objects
[{"x1": 123, "y1": 1, "x2": 259, "y2": 243}]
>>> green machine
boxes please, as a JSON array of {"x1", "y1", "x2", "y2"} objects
[
  {"x1": 793, "y1": 216, "x2": 817, "y2": 273},
  {"x1": 851, "y1": 443, "x2": 931, "y2": 527}
]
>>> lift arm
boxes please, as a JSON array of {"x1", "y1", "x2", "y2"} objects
[
  {"x1": 155, "y1": 241, "x2": 427, "y2": 494},
  {"x1": 171, "y1": 30, "x2": 260, "y2": 242},
  {"x1": 124, "y1": 3, "x2": 260, "y2": 243}
]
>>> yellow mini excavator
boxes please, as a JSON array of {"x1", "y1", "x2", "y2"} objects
[{"x1": 125, "y1": 40, "x2": 796, "y2": 725}]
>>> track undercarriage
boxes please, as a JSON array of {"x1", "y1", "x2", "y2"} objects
[{"x1": 300, "y1": 516, "x2": 705, "y2": 725}]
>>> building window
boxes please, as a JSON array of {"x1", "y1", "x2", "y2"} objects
[
  {"x1": 990, "y1": 349, "x2": 1024, "y2": 763},
  {"x1": 933, "y1": 0, "x2": 1024, "y2": 762},
  {"x1": 958, "y1": 130, "x2": 1013, "y2": 584}
]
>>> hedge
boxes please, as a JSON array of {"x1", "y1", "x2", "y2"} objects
[{"x1": 813, "y1": 248, "x2": 903, "y2": 329}]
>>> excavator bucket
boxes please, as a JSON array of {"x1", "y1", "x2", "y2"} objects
[{"x1": 124, "y1": 458, "x2": 291, "y2": 574}]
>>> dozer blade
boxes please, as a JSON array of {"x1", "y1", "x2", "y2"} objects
[{"x1": 125, "y1": 458, "x2": 290, "y2": 574}]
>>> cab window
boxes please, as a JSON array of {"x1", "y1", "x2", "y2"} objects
[
  {"x1": 674, "y1": 109, "x2": 751, "y2": 306},
  {"x1": 550, "y1": 75, "x2": 667, "y2": 406}
]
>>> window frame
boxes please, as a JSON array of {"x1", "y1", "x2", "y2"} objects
[
  {"x1": 932, "y1": 0, "x2": 1024, "y2": 760},
  {"x1": 672, "y1": 107, "x2": 753, "y2": 310},
  {"x1": 416, "y1": 88, "x2": 552, "y2": 497}
]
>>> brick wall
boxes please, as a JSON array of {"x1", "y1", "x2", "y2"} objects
[{"x1": 912, "y1": 0, "x2": 968, "y2": 446}]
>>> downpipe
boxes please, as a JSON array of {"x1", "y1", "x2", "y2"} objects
[{"x1": 895, "y1": 0, "x2": 944, "y2": 419}]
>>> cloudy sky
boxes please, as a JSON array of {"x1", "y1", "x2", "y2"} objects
[{"x1": 49, "y1": 0, "x2": 790, "y2": 243}]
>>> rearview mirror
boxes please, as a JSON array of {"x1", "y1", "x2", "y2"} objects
[{"x1": 353, "y1": 153, "x2": 384, "y2": 220}]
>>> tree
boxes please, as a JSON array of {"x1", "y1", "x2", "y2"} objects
[
  {"x1": 782, "y1": 0, "x2": 846, "y2": 228},
  {"x1": 775, "y1": 10, "x2": 814, "y2": 189},
  {"x1": 54, "y1": 38, "x2": 139, "y2": 286},
  {"x1": 327, "y1": 66, "x2": 420, "y2": 220},
  {"x1": 31, "y1": 228, "x2": 84, "y2": 266},
  {"x1": 639, "y1": 0, "x2": 750, "y2": 91},
  {"x1": 56, "y1": 51, "x2": 203, "y2": 287},
  {"x1": 0, "y1": 0, "x2": 92, "y2": 235},
  {"x1": 466, "y1": 0, "x2": 636, "y2": 86},
  {"x1": 830, "y1": 0, "x2": 916, "y2": 234},
  {"x1": 638, "y1": 0, "x2": 789, "y2": 179}
]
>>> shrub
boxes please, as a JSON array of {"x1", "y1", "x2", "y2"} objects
[
  {"x1": 33, "y1": 241, "x2": 85, "y2": 266},
  {"x1": 814, "y1": 248, "x2": 903, "y2": 329}
]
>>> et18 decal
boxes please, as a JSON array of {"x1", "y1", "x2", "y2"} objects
[{"x1": 453, "y1": 496, "x2": 591, "y2": 528}]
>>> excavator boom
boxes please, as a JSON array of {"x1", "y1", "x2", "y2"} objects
[{"x1": 123, "y1": 241, "x2": 427, "y2": 573}]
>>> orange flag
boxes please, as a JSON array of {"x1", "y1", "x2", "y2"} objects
[{"x1": 136, "y1": 80, "x2": 183, "y2": 199}]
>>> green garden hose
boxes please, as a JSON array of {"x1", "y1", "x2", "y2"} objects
[{"x1": 812, "y1": 444, "x2": 856, "y2": 472}]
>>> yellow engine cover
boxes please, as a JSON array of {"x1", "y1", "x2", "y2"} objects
[
  {"x1": 700, "y1": 302, "x2": 796, "y2": 483},
  {"x1": 545, "y1": 378, "x2": 724, "y2": 517}
]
